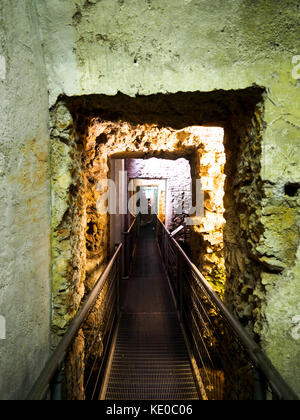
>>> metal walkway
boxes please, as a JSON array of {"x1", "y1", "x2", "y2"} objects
[
  {"x1": 101, "y1": 224, "x2": 200, "y2": 400},
  {"x1": 26, "y1": 218, "x2": 299, "y2": 401}
]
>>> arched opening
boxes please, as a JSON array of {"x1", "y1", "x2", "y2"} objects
[{"x1": 50, "y1": 88, "x2": 266, "y2": 398}]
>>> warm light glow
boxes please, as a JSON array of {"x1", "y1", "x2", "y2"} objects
[{"x1": 185, "y1": 126, "x2": 224, "y2": 140}]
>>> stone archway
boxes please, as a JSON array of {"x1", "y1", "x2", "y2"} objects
[{"x1": 49, "y1": 88, "x2": 266, "y2": 349}]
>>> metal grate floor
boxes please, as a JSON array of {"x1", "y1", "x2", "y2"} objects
[
  {"x1": 104, "y1": 313, "x2": 199, "y2": 400},
  {"x1": 102, "y1": 225, "x2": 200, "y2": 401}
]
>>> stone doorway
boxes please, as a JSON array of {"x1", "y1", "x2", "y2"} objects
[{"x1": 49, "y1": 88, "x2": 266, "y2": 349}]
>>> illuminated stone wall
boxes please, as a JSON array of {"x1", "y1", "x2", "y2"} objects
[
  {"x1": 50, "y1": 103, "x2": 86, "y2": 345},
  {"x1": 125, "y1": 141, "x2": 226, "y2": 293},
  {"x1": 50, "y1": 99, "x2": 228, "y2": 342},
  {"x1": 190, "y1": 129, "x2": 226, "y2": 295}
]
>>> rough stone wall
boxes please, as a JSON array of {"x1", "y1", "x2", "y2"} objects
[
  {"x1": 84, "y1": 120, "x2": 226, "y2": 296},
  {"x1": 124, "y1": 131, "x2": 226, "y2": 291},
  {"x1": 63, "y1": 329, "x2": 85, "y2": 400},
  {"x1": 52, "y1": 80, "x2": 299, "y2": 395},
  {"x1": 0, "y1": 0, "x2": 298, "y2": 401},
  {"x1": 223, "y1": 101, "x2": 266, "y2": 332},
  {"x1": 190, "y1": 129, "x2": 226, "y2": 295},
  {"x1": 37, "y1": 0, "x2": 300, "y2": 108},
  {"x1": 0, "y1": 1, "x2": 51, "y2": 400},
  {"x1": 50, "y1": 103, "x2": 86, "y2": 345},
  {"x1": 50, "y1": 105, "x2": 112, "y2": 398}
]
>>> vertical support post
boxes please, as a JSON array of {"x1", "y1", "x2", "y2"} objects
[
  {"x1": 162, "y1": 229, "x2": 165, "y2": 264},
  {"x1": 253, "y1": 364, "x2": 267, "y2": 400},
  {"x1": 51, "y1": 363, "x2": 64, "y2": 400},
  {"x1": 116, "y1": 249, "x2": 122, "y2": 317},
  {"x1": 177, "y1": 250, "x2": 183, "y2": 321},
  {"x1": 156, "y1": 218, "x2": 159, "y2": 244},
  {"x1": 137, "y1": 213, "x2": 140, "y2": 238},
  {"x1": 122, "y1": 232, "x2": 129, "y2": 279},
  {"x1": 165, "y1": 231, "x2": 169, "y2": 275}
]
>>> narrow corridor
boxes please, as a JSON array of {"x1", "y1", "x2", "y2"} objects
[{"x1": 102, "y1": 224, "x2": 200, "y2": 400}]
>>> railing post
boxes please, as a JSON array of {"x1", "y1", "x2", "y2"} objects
[
  {"x1": 165, "y1": 231, "x2": 169, "y2": 274},
  {"x1": 116, "y1": 248, "x2": 122, "y2": 317},
  {"x1": 122, "y1": 217, "x2": 138, "y2": 280},
  {"x1": 177, "y1": 250, "x2": 183, "y2": 321},
  {"x1": 253, "y1": 365, "x2": 267, "y2": 400},
  {"x1": 122, "y1": 232, "x2": 129, "y2": 279},
  {"x1": 51, "y1": 363, "x2": 64, "y2": 400},
  {"x1": 137, "y1": 213, "x2": 140, "y2": 238}
]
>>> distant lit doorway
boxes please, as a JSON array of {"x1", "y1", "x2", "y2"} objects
[{"x1": 140, "y1": 186, "x2": 158, "y2": 214}]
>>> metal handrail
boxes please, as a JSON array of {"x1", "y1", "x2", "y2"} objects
[
  {"x1": 124, "y1": 216, "x2": 138, "y2": 236},
  {"x1": 26, "y1": 243, "x2": 123, "y2": 401},
  {"x1": 157, "y1": 218, "x2": 298, "y2": 401}
]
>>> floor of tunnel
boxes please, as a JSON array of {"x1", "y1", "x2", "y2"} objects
[{"x1": 102, "y1": 224, "x2": 200, "y2": 400}]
